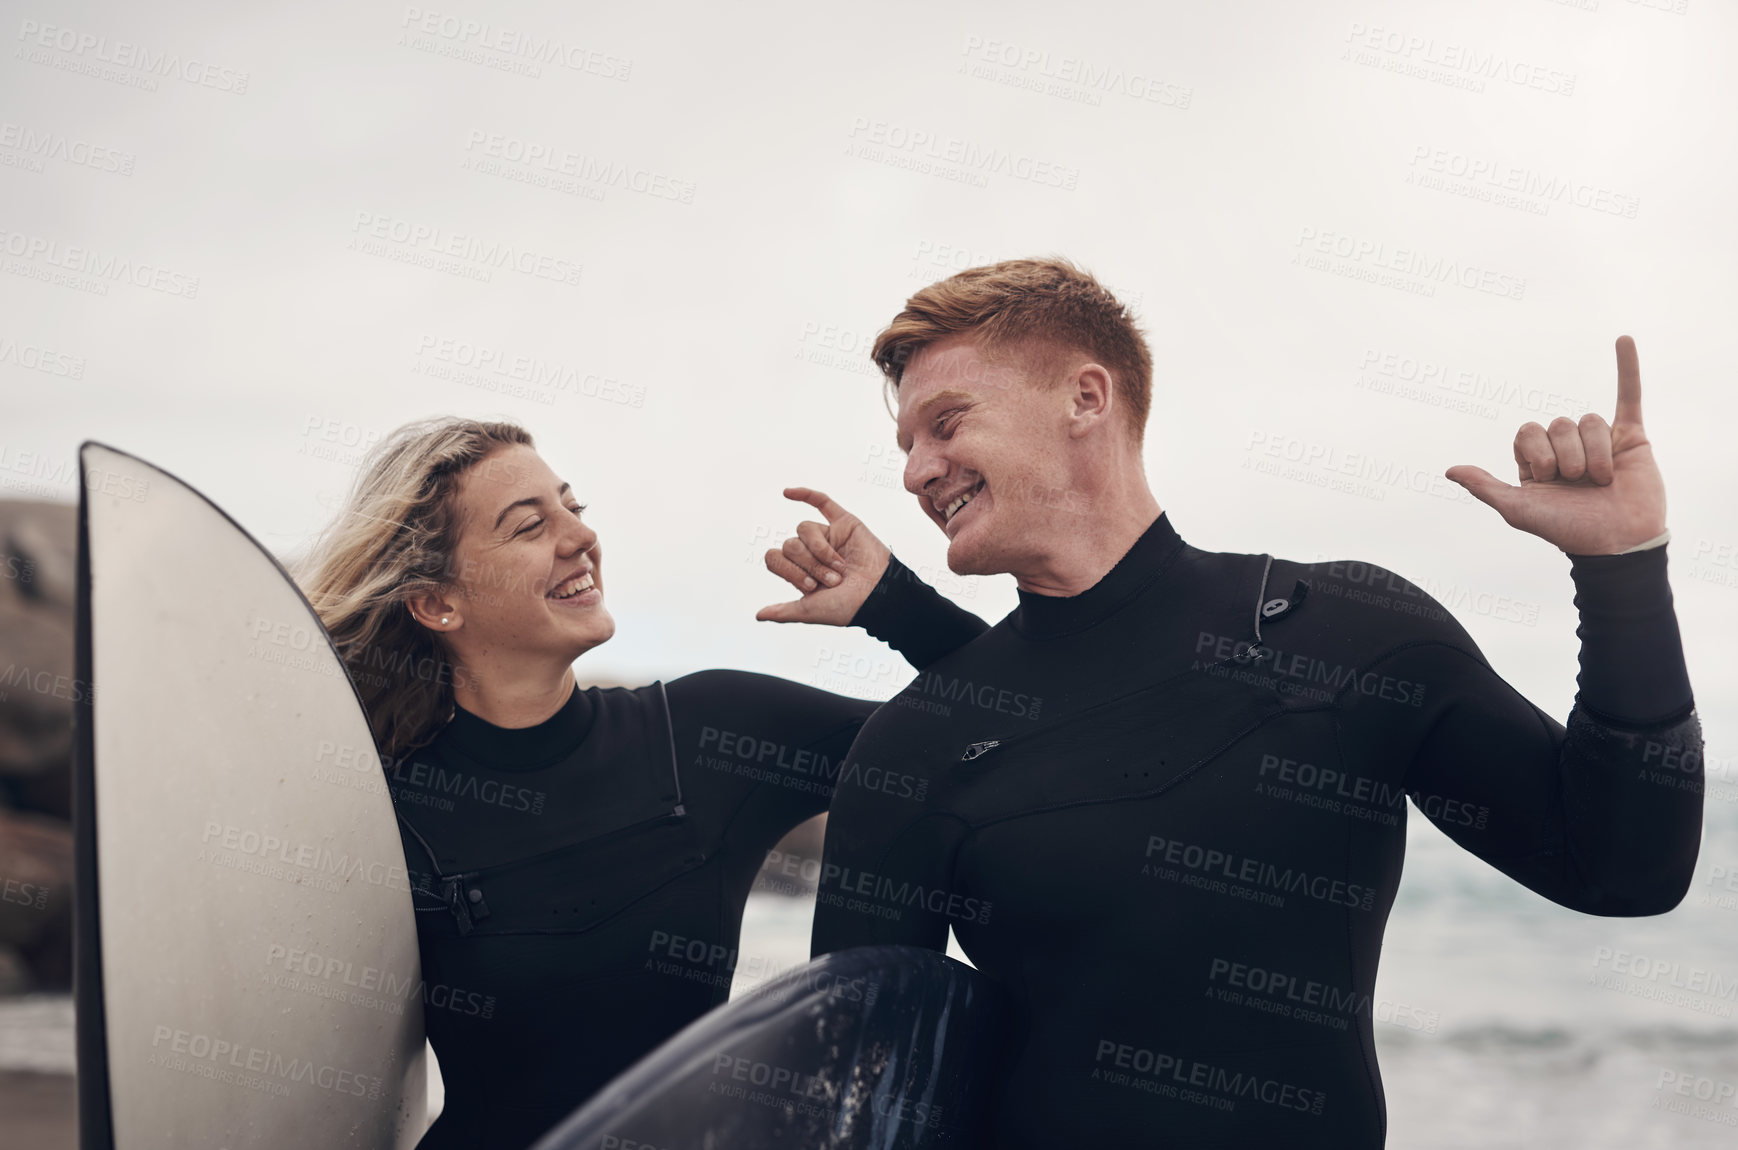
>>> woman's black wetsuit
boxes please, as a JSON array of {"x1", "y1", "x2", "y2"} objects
[
  {"x1": 815, "y1": 510, "x2": 1703, "y2": 1148},
  {"x1": 390, "y1": 562, "x2": 985, "y2": 1149}
]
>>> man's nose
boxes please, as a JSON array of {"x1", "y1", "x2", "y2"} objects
[{"x1": 904, "y1": 443, "x2": 948, "y2": 499}]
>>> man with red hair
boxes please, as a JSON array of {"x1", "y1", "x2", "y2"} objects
[{"x1": 815, "y1": 257, "x2": 1701, "y2": 1147}]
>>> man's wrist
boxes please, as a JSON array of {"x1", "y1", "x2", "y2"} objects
[
  {"x1": 849, "y1": 553, "x2": 912, "y2": 631},
  {"x1": 1565, "y1": 541, "x2": 1674, "y2": 616},
  {"x1": 1566, "y1": 528, "x2": 1671, "y2": 558},
  {"x1": 1565, "y1": 541, "x2": 1693, "y2": 724}
]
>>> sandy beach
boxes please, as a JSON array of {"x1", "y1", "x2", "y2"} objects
[{"x1": 0, "y1": 1071, "x2": 74, "y2": 1148}]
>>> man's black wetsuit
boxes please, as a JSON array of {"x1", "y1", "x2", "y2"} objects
[
  {"x1": 389, "y1": 562, "x2": 986, "y2": 1150},
  {"x1": 814, "y1": 510, "x2": 1703, "y2": 1148}
]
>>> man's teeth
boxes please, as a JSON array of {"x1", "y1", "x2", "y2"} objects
[
  {"x1": 944, "y1": 489, "x2": 978, "y2": 523},
  {"x1": 551, "y1": 573, "x2": 594, "y2": 599}
]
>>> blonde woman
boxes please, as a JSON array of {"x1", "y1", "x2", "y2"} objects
[{"x1": 297, "y1": 417, "x2": 987, "y2": 1150}]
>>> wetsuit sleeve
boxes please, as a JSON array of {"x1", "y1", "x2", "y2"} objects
[
  {"x1": 850, "y1": 553, "x2": 991, "y2": 668},
  {"x1": 677, "y1": 559, "x2": 986, "y2": 834},
  {"x1": 808, "y1": 740, "x2": 959, "y2": 957},
  {"x1": 796, "y1": 558, "x2": 983, "y2": 956},
  {"x1": 1386, "y1": 544, "x2": 1702, "y2": 916},
  {"x1": 672, "y1": 669, "x2": 876, "y2": 844}
]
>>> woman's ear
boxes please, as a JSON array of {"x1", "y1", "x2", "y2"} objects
[{"x1": 405, "y1": 589, "x2": 461, "y2": 632}]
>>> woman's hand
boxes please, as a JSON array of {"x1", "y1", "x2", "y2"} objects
[{"x1": 756, "y1": 487, "x2": 892, "y2": 625}]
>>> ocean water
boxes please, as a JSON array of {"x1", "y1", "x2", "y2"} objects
[
  {"x1": 730, "y1": 785, "x2": 1738, "y2": 1149},
  {"x1": 6, "y1": 785, "x2": 1733, "y2": 1147}
]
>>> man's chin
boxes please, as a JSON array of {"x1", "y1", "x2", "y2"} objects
[{"x1": 944, "y1": 535, "x2": 1003, "y2": 579}]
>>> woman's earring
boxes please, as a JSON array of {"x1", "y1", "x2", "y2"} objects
[{"x1": 441, "y1": 617, "x2": 450, "y2": 625}]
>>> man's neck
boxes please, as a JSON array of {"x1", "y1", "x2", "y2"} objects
[{"x1": 1013, "y1": 488, "x2": 1164, "y2": 598}]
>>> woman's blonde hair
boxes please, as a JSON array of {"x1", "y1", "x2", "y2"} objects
[{"x1": 296, "y1": 416, "x2": 534, "y2": 759}]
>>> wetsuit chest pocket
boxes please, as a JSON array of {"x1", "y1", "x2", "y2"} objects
[
  {"x1": 438, "y1": 810, "x2": 707, "y2": 936},
  {"x1": 951, "y1": 664, "x2": 1287, "y2": 823}
]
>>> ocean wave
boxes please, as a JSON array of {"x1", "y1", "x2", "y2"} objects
[
  {"x1": 1379, "y1": 1021, "x2": 1738, "y2": 1056},
  {"x1": 0, "y1": 993, "x2": 73, "y2": 1074}
]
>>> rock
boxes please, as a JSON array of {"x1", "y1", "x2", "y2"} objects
[
  {"x1": 2, "y1": 506, "x2": 75, "y2": 607},
  {"x1": 753, "y1": 813, "x2": 826, "y2": 898},
  {"x1": 0, "y1": 807, "x2": 73, "y2": 990},
  {"x1": 0, "y1": 947, "x2": 29, "y2": 996},
  {"x1": 0, "y1": 1070, "x2": 76, "y2": 1147},
  {"x1": 0, "y1": 501, "x2": 76, "y2": 821},
  {"x1": 0, "y1": 502, "x2": 78, "y2": 990}
]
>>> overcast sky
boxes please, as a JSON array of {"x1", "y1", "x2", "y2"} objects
[{"x1": 4, "y1": 0, "x2": 1734, "y2": 755}]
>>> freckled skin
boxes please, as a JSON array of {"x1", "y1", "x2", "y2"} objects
[
  {"x1": 821, "y1": 328, "x2": 1700, "y2": 1146},
  {"x1": 894, "y1": 334, "x2": 1160, "y2": 597}
]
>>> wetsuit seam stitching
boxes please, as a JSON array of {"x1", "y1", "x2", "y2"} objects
[
  {"x1": 1572, "y1": 697, "x2": 1697, "y2": 730},
  {"x1": 718, "y1": 787, "x2": 768, "y2": 851},
  {"x1": 450, "y1": 858, "x2": 714, "y2": 938},
  {"x1": 1329, "y1": 637, "x2": 1488, "y2": 709},
  {"x1": 954, "y1": 709, "x2": 1291, "y2": 833}
]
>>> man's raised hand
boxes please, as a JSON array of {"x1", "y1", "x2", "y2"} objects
[
  {"x1": 756, "y1": 487, "x2": 893, "y2": 625},
  {"x1": 1445, "y1": 336, "x2": 1668, "y2": 555}
]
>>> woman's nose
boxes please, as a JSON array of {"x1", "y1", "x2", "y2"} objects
[{"x1": 558, "y1": 513, "x2": 596, "y2": 554}]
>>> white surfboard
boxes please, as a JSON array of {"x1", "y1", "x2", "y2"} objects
[{"x1": 74, "y1": 442, "x2": 426, "y2": 1149}]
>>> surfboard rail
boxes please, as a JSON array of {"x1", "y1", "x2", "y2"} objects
[{"x1": 531, "y1": 945, "x2": 1011, "y2": 1150}]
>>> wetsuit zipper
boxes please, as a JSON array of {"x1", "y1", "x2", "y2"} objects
[
  {"x1": 407, "y1": 807, "x2": 691, "y2": 935},
  {"x1": 951, "y1": 663, "x2": 1206, "y2": 765},
  {"x1": 954, "y1": 554, "x2": 1292, "y2": 767},
  {"x1": 404, "y1": 680, "x2": 692, "y2": 935},
  {"x1": 959, "y1": 555, "x2": 1306, "y2": 771}
]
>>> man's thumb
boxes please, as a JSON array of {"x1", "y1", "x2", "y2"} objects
[
  {"x1": 755, "y1": 601, "x2": 805, "y2": 624},
  {"x1": 1444, "y1": 465, "x2": 1514, "y2": 512}
]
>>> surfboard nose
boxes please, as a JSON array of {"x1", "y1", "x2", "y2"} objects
[{"x1": 74, "y1": 444, "x2": 427, "y2": 1150}]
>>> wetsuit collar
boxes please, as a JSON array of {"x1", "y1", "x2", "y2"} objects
[
  {"x1": 1011, "y1": 510, "x2": 1188, "y2": 641},
  {"x1": 439, "y1": 679, "x2": 597, "y2": 771}
]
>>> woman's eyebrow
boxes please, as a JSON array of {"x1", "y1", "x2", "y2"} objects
[{"x1": 492, "y1": 482, "x2": 572, "y2": 530}]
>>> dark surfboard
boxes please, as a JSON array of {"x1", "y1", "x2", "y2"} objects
[
  {"x1": 531, "y1": 946, "x2": 1010, "y2": 1150},
  {"x1": 74, "y1": 442, "x2": 427, "y2": 1149}
]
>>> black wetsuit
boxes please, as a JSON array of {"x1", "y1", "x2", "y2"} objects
[
  {"x1": 390, "y1": 562, "x2": 986, "y2": 1150},
  {"x1": 814, "y1": 510, "x2": 1703, "y2": 1149}
]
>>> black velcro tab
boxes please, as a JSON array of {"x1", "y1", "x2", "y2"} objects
[{"x1": 1259, "y1": 579, "x2": 1309, "y2": 622}]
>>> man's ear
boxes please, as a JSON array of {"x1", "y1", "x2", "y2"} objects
[
  {"x1": 405, "y1": 588, "x2": 462, "y2": 632},
  {"x1": 1068, "y1": 363, "x2": 1115, "y2": 438}
]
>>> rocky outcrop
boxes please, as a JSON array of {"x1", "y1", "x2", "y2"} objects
[
  {"x1": 0, "y1": 501, "x2": 76, "y2": 821},
  {"x1": 0, "y1": 808, "x2": 72, "y2": 991},
  {"x1": 0, "y1": 497, "x2": 841, "y2": 993},
  {"x1": 0, "y1": 500, "x2": 76, "y2": 990}
]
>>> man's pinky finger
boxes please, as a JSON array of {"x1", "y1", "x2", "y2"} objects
[{"x1": 765, "y1": 549, "x2": 818, "y2": 592}]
